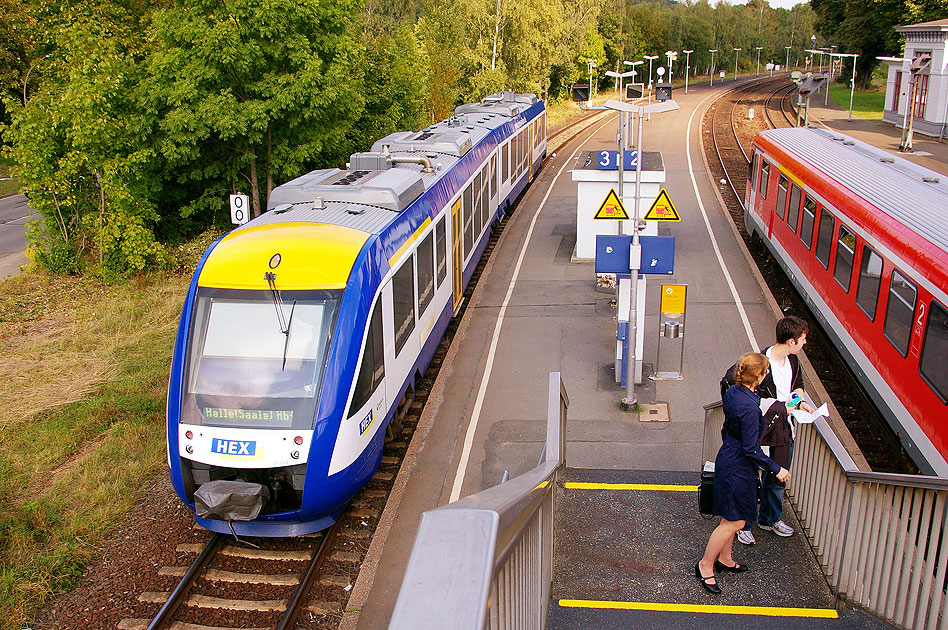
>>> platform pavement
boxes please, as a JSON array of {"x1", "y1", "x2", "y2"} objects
[{"x1": 342, "y1": 78, "x2": 903, "y2": 630}]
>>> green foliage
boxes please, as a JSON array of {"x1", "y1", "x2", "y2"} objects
[
  {"x1": 146, "y1": 0, "x2": 367, "y2": 219},
  {"x1": 811, "y1": 0, "x2": 948, "y2": 87}
]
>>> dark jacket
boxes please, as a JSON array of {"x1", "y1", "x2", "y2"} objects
[
  {"x1": 757, "y1": 347, "x2": 803, "y2": 401},
  {"x1": 760, "y1": 399, "x2": 793, "y2": 468}
]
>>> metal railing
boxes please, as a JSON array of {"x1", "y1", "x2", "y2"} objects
[
  {"x1": 704, "y1": 399, "x2": 948, "y2": 630},
  {"x1": 388, "y1": 372, "x2": 569, "y2": 630}
]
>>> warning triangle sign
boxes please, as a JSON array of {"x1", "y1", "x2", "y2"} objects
[
  {"x1": 643, "y1": 188, "x2": 681, "y2": 222},
  {"x1": 594, "y1": 188, "x2": 629, "y2": 220}
]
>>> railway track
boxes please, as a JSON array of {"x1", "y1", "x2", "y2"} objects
[
  {"x1": 110, "y1": 110, "x2": 607, "y2": 630},
  {"x1": 703, "y1": 80, "x2": 917, "y2": 475}
]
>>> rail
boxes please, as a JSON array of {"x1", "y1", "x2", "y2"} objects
[
  {"x1": 388, "y1": 372, "x2": 569, "y2": 630},
  {"x1": 704, "y1": 398, "x2": 948, "y2": 630}
]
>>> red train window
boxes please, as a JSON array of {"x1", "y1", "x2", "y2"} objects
[
  {"x1": 883, "y1": 269, "x2": 916, "y2": 357},
  {"x1": 833, "y1": 226, "x2": 855, "y2": 292},
  {"x1": 775, "y1": 176, "x2": 788, "y2": 220},
  {"x1": 815, "y1": 210, "x2": 835, "y2": 269},
  {"x1": 919, "y1": 300, "x2": 948, "y2": 404},
  {"x1": 800, "y1": 196, "x2": 816, "y2": 249},
  {"x1": 787, "y1": 184, "x2": 802, "y2": 233},
  {"x1": 856, "y1": 245, "x2": 883, "y2": 320},
  {"x1": 759, "y1": 160, "x2": 769, "y2": 199}
]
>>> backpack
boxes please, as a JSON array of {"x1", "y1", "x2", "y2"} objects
[{"x1": 720, "y1": 362, "x2": 737, "y2": 401}]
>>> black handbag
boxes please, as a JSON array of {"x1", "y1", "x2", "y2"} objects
[{"x1": 699, "y1": 470, "x2": 715, "y2": 516}]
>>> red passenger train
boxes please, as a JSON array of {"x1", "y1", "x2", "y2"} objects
[{"x1": 745, "y1": 127, "x2": 948, "y2": 476}]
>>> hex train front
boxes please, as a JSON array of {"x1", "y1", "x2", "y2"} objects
[{"x1": 167, "y1": 92, "x2": 547, "y2": 536}]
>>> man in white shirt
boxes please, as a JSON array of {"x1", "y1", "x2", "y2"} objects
[{"x1": 737, "y1": 316, "x2": 814, "y2": 545}]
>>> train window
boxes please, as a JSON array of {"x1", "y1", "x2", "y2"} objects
[
  {"x1": 393, "y1": 260, "x2": 415, "y2": 357},
  {"x1": 351, "y1": 300, "x2": 385, "y2": 413},
  {"x1": 815, "y1": 209, "x2": 835, "y2": 268},
  {"x1": 474, "y1": 171, "x2": 483, "y2": 234},
  {"x1": 417, "y1": 232, "x2": 434, "y2": 315},
  {"x1": 490, "y1": 155, "x2": 497, "y2": 199},
  {"x1": 435, "y1": 216, "x2": 447, "y2": 286},
  {"x1": 775, "y1": 175, "x2": 788, "y2": 220},
  {"x1": 502, "y1": 142, "x2": 509, "y2": 184},
  {"x1": 489, "y1": 155, "x2": 496, "y2": 201},
  {"x1": 748, "y1": 153, "x2": 758, "y2": 196},
  {"x1": 463, "y1": 184, "x2": 474, "y2": 258},
  {"x1": 758, "y1": 160, "x2": 769, "y2": 199},
  {"x1": 800, "y1": 196, "x2": 816, "y2": 249},
  {"x1": 883, "y1": 269, "x2": 916, "y2": 356},
  {"x1": 786, "y1": 184, "x2": 801, "y2": 233},
  {"x1": 833, "y1": 225, "x2": 856, "y2": 292},
  {"x1": 919, "y1": 300, "x2": 948, "y2": 403},
  {"x1": 855, "y1": 245, "x2": 883, "y2": 320},
  {"x1": 479, "y1": 167, "x2": 488, "y2": 230}
]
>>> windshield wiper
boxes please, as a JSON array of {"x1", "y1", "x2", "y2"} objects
[
  {"x1": 282, "y1": 300, "x2": 297, "y2": 371},
  {"x1": 264, "y1": 272, "x2": 289, "y2": 334},
  {"x1": 264, "y1": 272, "x2": 297, "y2": 371}
]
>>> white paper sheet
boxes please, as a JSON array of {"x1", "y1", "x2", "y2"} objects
[{"x1": 791, "y1": 402, "x2": 829, "y2": 424}]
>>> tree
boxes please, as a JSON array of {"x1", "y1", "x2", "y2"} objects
[
  {"x1": 6, "y1": 12, "x2": 163, "y2": 276},
  {"x1": 146, "y1": 0, "x2": 367, "y2": 219}
]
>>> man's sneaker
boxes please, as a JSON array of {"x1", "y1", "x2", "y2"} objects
[
  {"x1": 736, "y1": 529, "x2": 756, "y2": 545},
  {"x1": 760, "y1": 520, "x2": 794, "y2": 537}
]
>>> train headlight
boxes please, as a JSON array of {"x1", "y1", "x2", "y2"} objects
[
  {"x1": 186, "y1": 445, "x2": 193, "y2": 454},
  {"x1": 294, "y1": 435, "x2": 304, "y2": 445},
  {"x1": 185, "y1": 430, "x2": 193, "y2": 440},
  {"x1": 291, "y1": 451, "x2": 300, "y2": 460}
]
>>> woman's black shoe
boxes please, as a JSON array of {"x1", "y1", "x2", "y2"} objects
[
  {"x1": 695, "y1": 562, "x2": 722, "y2": 594},
  {"x1": 714, "y1": 559, "x2": 749, "y2": 573}
]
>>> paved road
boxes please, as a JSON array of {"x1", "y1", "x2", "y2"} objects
[{"x1": 0, "y1": 193, "x2": 32, "y2": 280}]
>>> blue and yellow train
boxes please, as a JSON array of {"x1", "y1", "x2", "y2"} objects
[{"x1": 167, "y1": 92, "x2": 547, "y2": 536}]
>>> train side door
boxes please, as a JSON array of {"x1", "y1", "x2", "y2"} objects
[{"x1": 452, "y1": 198, "x2": 463, "y2": 311}]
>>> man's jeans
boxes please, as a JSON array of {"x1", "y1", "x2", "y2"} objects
[{"x1": 743, "y1": 442, "x2": 794, "y2": 531}]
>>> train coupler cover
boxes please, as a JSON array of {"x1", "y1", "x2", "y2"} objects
[{"x1": 194, "y1": 480, "x2": 270, "y2": 521}]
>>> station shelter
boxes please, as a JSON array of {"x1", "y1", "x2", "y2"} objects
[{"x1": 881, "y1": 19, "x2": 948, "y2": 138}]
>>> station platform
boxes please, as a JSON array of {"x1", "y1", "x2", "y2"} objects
[{"x1": 340, "y1": 79, "x2": 909, "y2": 630}]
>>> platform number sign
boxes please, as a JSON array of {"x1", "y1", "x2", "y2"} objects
[
  {"x1": 230, "y1": 194, "x2": 250, "y2": 225},
  {"x1": 597, "y1": 150, "x2": 638, "y2": 171}
]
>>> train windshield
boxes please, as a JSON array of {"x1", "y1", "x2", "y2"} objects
[{"x1": 182, "y1": 288, "x2": 341, "y2": 430}]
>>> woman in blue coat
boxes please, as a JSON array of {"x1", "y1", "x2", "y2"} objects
[{"x1": 696, "y1": 352, "x2": 790, "y2": 594}]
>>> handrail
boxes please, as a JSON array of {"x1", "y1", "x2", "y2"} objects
[
  {"x1": 388, "y1": 372, "x2": 568, "y2": 630},
  {"x1": 705, "y1": 392, "x2": 948, "y2": 630}
]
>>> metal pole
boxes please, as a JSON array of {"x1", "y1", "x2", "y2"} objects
[
  {"x1": 756, "y1": 47, "x2": 762, "y2": 76},
  {"x1": 709, "y1": 50, "x2": 717, "y2": 87},
  {"x1": 849, "y1": 55, "x2": 857, "y2": 121},
  {"x1": 622, "y1": 109, "x2": 644, "y2": 410},
  {"x1": 734, "y1": 48, "x2": 740, "y2": 80},
  {"x1": 684, "y1": 50, "x2": 693, "y2": 93},
  {"x1": 617, "y1": 111, "x2": 626, "y2": 236}
]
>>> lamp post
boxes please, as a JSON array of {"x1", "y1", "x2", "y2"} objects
[
  {"x1": 666, "y1": 50, "x2": 677, "y2": 80},
  {"x1": 785, "y1": 46, "x2": 792, "y2": 70},
  {"x1": 644, "y1": 55, "x2": 659, "y2": 94},
  {"x1": 603, "y1": 97, "x2": 680, "y2": 409},
  {"x1": 623, "y1": 60, "x2": 643, "y2": 103},
  {"x1": 587, "y1": 58, "x2": 597, "y2": 105},
  {"x1": 709, "y1": 49, "x2": 718, "y2": 86},
  {"x1": 683, "y1": 49, "x2": 693, "y2": 93},
  {"x1": 755, "y1": 46, "x2": 763, "y2": 76},
  {"x1": 22, "y1": 53, "x2": 51, "y2": 106},
  {"x1": 733, "y1": 48, "x2": 741, "y2": 81}
]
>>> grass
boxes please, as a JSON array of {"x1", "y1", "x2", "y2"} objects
[
  {"x1": 827, "y1": 82, "x2": 886, "y2": 121},
  {"x1": 0, "y1": 270, "x2": 192, "y2": 628},
  {"x1": 0, "y1": 156, "x2": 19, "y2": 197}
]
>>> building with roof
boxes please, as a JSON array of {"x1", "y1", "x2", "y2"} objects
[{"x1": 880, "y1": 19, "x2": 948, "y2": 139}]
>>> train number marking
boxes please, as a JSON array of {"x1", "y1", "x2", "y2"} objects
[{"x1": 211, "y1": 438, "x2": 256, "y2": 456}]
